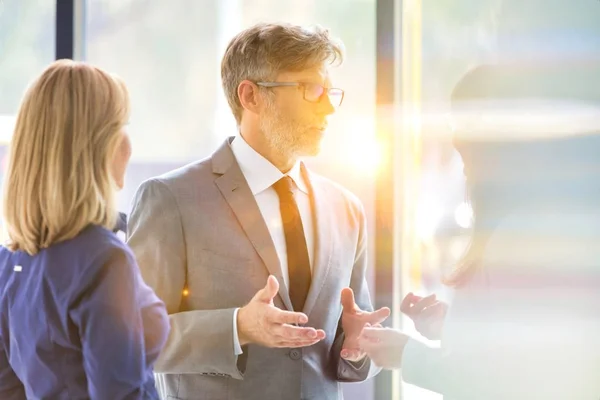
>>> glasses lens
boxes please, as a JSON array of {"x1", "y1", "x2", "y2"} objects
[
  {"x1": 304, "y1": 83, "x2": 325, "y2": 102},
  {"x1": 328, "y1": 88, "x2": 344, "y2": 107}
]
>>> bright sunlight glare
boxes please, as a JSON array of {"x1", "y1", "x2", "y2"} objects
[{"x1": 327, "y1": 116, "x2": 383, "y2": 176}]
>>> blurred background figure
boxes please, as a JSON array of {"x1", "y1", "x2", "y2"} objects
[
  {"x1": 359, "y1": 0, "x2": 600, "y2": 398},
  {"x1": 362, "y1": 59, "x2": 600, "y2": 399},
  {"x1": 0, "y1": 60, "x2": 169, "y2": 399}
]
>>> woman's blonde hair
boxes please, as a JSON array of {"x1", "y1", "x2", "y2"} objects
[{"x1": 3, "y1": 59, "x2": 130, "y2": 255}]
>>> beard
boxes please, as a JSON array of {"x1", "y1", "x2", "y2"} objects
[{"x1": 259, "y1": 101, "x2": 325, "y2": 159}]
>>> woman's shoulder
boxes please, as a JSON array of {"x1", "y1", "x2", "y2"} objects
[
  {"x1": 44, "y1": 225, "x2": 136, "y2": 280},
  {"x1": 0, "y1": 225, "x2": 132, "y2": 262},
  {"x1": 65, "y1": 226, "x2": 138, "y2": 288},
  {"x1": 71, "y1": 224, "x2": 124, "y2": 247},
  {"x1": 0, "y1": 225, "x2": 136, "y2": 276},
  {"x1": 75, "y1": 225, "x2": 135, "y2": 262}
]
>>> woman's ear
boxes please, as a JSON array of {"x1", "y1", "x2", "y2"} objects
[{"x1": 111, "y1": 132, "x2": 132, "y2": 189}]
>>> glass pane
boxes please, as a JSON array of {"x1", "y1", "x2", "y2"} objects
[
  {"x1": 401, "y1": 2, "x2": 498, "y2": 399},
  {"x1": 412, "y1": 0, "x2": 494, "y2": 302},
  {"x1": 403, "y1": 1, "x2": 600, "y2": 398},
  {"x1": 0, "y1": 0, "x2": 56, "y2": 241},
  {"x1": 86, "y1": 1, "x2": 376, "y2": 399}
]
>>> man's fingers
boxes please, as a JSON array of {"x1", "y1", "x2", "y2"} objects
[
  {"x1": 273, "y1": 324, "x2": 318, "y2": 340},
  {"x1": 420, "y1": 302, "x2": 446, "y2": 319},
  {"x1": 359, "y1": 335, "x2": 380, "y2": 344},
  {"x1": 278, "y1": 338, "x2": 322, "y2": 348},
  {"x1": 314, "y1": 329, "x2": 326, "y2": 340},
  {"x1": 277, "y1": 331, "x2": 326, "y2": 347},
  {"x1": 269, "y1": 309, "x2": 308, "y2": 325},
  {"x1": 340, "y1": 288, "x2": 356, "y2": 313},
  {"x1": 409, "y1": 294, "x2": 438, "y2": 315},
  {"x1": 271, "y1": 325, "x2": 326, "y2": 340},
  {"x1": 365, "y1": 306, "x2": 391, "y2": 325},
  {"x1": 359, "y1": 336, "x2": 384, "y2": 352},
  {"x1": 359, "y1": 330, "x2": 409, "y2": 370},
  {"x1": 256, "y1": 275, "x2": 280, "y2": 303},
  {"x1": 400, "y1": 292, "x2": 421, "y2": 315},
  {"x1": 360, "y1": 327, "x2": 400, "y2": 343},
  {"x1": 358, "y1": 323, "x2": 380, "y2": 344},
  {"x1": 358, "y1": 322, "x2": 380, "y2": 337},
  {"x1": 359, "y1": 335, "x2": 378, "y2": 348},
  {"x1": 341, "y1": 349, "x2": 365, "y2": 362}
]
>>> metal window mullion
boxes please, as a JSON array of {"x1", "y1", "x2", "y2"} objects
[{"x1": 55, "y1": 0, "x2": 74, "y2": 59}]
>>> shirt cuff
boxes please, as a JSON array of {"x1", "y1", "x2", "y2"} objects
[
  {"x1": 233, "y1": 308, "x2": 243, "y2": 356},
  {"x1": 401, "y1": 337, "x2": 441, "y2": 391},
  {"x1": 344, "y1": 356, "x2": 368, "y2": 370}
]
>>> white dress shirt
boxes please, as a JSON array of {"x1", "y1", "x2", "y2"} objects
[{"x1": 230, "y1": 135, "x2": 315, "y2": 355}]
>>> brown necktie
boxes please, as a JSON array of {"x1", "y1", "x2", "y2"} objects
[{"x1": 272, "y1": 176, "x2": 311, "y2": 311}]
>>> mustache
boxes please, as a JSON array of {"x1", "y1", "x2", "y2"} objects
[{"x1": 259, "y1": 109, "x2": 328, "y2": 129}]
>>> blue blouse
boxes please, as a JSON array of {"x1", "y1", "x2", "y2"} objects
[{"x1": 0, "y1": 225, "x2": 170, "y2": 399}]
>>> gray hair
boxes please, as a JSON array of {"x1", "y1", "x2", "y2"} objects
[{"x1": 221, "y1": 22, "x2": 344, "y2": 125}]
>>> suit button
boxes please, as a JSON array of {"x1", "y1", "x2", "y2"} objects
[{"x1": 289, "y1": 349, "x2": 301, "y2": 360}]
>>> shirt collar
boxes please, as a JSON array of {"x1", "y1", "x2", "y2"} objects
[{"x1": 231, "y1": 135, "x2": 309, "y2": 196}]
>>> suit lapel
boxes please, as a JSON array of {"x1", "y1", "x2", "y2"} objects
[
  {"x1": 301, "y1": 165, "x2": 334, "y2": 316},
  {"x1": 213, "y1": 139, "x2": 294, "y2": 311}
]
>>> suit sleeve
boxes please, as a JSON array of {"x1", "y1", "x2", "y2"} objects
[
  {"x1": 0, "y1": 338, "x2": 25, "y2": 400},
  {"x1": 127, "y1": 178, "x2": 246, "y2": 379},
  {"x1": 333, "y1": 202, "x2": 382, "y2": 382},
  {"x1": 400, "y1": 339, "x2": 446, "y2": 393}
]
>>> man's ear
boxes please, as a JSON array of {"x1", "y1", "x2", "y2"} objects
[{"x1": 238, "y1": 80, "x2": 262, "y2": 115}]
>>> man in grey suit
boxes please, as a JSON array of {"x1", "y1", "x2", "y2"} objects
[{"x1": 128, "y1": 22, "x2": 390, "y2": 400}]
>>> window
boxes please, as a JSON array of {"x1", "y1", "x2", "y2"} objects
[
  {"x1": 407, "y1": 0, "x2": 498, "y2": 305},
  {"x1": 400, "y1": 1, "x2": 499, "y2": 398},
  {"x1": 0, "y1": 0, "x2": 56, "y2": 240},
  {"x1": 398, "y1": 0, "x2": 600, "y2": 398}
]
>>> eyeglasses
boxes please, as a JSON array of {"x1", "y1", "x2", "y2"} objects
[{"x1": 256, "y1": 81, "x2": 345, "y2": 107}]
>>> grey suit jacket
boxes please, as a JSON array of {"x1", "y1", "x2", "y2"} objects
[{"x1": 127, "y1": 138, "x2": 379, "y2": 400}]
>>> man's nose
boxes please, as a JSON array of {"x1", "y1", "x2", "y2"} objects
[{"x1": 319, "y1": 94, "x2": 336, "y2": 115}]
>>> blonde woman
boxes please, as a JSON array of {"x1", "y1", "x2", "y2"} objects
[{"x1": 0, "y1": 60, "x2": 169, "y2": 399}]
